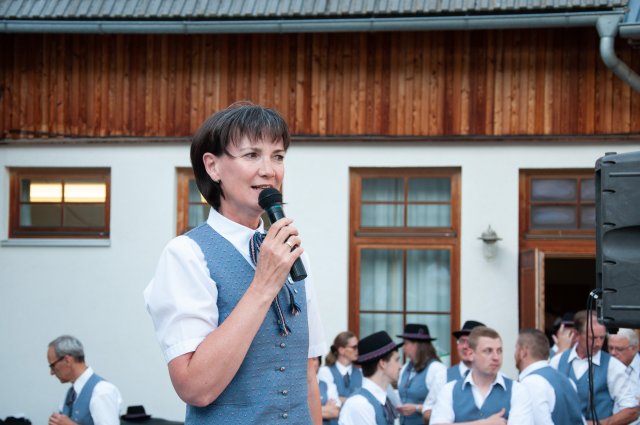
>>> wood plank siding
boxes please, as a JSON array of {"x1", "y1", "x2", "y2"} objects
[{"x1": 2, "y1": 28, "x2": 640, "y2": 139}]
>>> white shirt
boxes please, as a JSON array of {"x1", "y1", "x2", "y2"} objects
[
  {"x1": 625, "y1": 354, "x2": 640, "y2": 425},
  {"x1": 339, "y1": 378, "x2": 388, "y2": 425},
  {"x1": 318, "y1": 362, "x2": 354, "y2": 402},
  {"x1": 549, "y1": 345, "x2": 638, "y2": 413},
  {"x1": 60, "y1": 367, "x2": 122, "y2": 425},
  {"x1": 144, "y1": 208, "x2": 326, "y2": 363},
  {"x1": 430, "y1": 371, "x2": 533, "y2": 425},
  {"x1": 396, "y1": 360, "x2": 447, "y2": 413},
  {"x1": 519, "y1": 360, "x2": 586, "y2": 425},
  {"x1": 318, "y1": 375, "x2": 341, "y2": 406}
]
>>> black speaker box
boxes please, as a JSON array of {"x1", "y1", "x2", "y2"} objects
[{"x1": 595, "y1": 150, "x2": 640, "y2": 328}]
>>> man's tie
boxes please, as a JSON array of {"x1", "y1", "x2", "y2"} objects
[
  {"x1": 63, "y1": 386, "x2": 76, "y2": 415},
  {"x1": 383, "y1": 397, "x2": 397, "y2": 425},
  {"x1": 343, "y1": 372, "x2": 350, "y2": 388}
]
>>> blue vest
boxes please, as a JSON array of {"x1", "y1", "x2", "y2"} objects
[
  {"x1": 452, "y1": 376, "x2": 512, "y2": 422},
  {"x1": 330, "y1": 364, "x2": 363, "y2": 397},
  {"x1": 398, "y1": 361, "x2": 432, "y2": 425},
  {"x1": 62, "y1": 373, "x2": 103, "y2": 425},
  {"x1": 352, "y1": 388, "x2": 392, "y2": 425},
  {"x1": 557, "y1": 350, "x2": 614, "y2": 420},
  {"x1": 319, "y1": 380, "x2": 332, "y2": 425},
  {"x1": 446, "y1": 363, "x2": 467, "y2": 383},
  {"x1": 530, "y1": 366, "x2": 584, "y2": 425},
  {"x1": 185, "y1": 224, "x2": 310, "y2": 425}
]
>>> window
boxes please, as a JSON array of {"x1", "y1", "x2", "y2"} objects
[
  {"x1": 9, "y1": 168, "x2": 110, "y2": 238},
  {"x1": 176, "y1": 168, "x2": 209, "y2": 235},
  {"x1": 349, "y1": 168, "x2": 460, "y2": 363},
  {"x1": 520, "y1": 170, "x2": 596, "y2": 238}
]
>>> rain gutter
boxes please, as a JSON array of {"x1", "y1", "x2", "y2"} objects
[
  {"x1": 597, "y1": 15, "x2": 640, "y2": 93},
  {"x1": 0, "y1": 11, "x2": 626, "y2": 34}
]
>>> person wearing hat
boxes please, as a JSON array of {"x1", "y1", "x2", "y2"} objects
[
  {"x1": 430, "y1": 326, "x2": 533, "y2": 425},
  {"x1": 394, "y1": 324, "x2": 447, "y2": 425},
  {"x1": 338, "y1": 331, "x2": 403, "y2": 425},
  {"x1": 549, "y1": 312, "x2": 576, "y2": 358},
  {"x1": 47, "y1": 335, "x2": 123, "y2": 425},
  {"x1": 447, "y1": 320, "x2": 485, "y2": 383}
]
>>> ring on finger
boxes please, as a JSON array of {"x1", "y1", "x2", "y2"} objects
[{"x1": 285, "y1": 240, "x2": 295, "y2": 249}]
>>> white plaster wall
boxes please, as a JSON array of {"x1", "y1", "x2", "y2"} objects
[{"x1": 1, "y1": 142, "x2": 638, "y2": 423}]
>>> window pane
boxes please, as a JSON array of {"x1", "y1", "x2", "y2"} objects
[
  {"x1": 580, "y1": 206, "x2": 596, "y2": 229},
  {"x1": 63, "y1": 205, "x2": 105, "y2": 227},
  {"x1": 408, "y1": 178, "x2": 450, "y2": 202},
  {"x1": 360, "y1": 249, "x2": 403, "y2": 311},
  {"x1": 406, "y1": 250, "x2": 450, "y2": 312},
  {"x1": 531, "y1": 206, "x2": 577, "y2": 229},
  {"x1": 359, "y1": 313, "x2": 403, "y2": 342},
  {"x1": 362, "y1": 178, "x2": 404, "y2": 201},
  {"x1": 361, "y1": 204, "x2": 404, "y2": 227},
  {"x1": 581, "y1": 179, "x2": 595, "y2": 201},
  {"x1": 188, "y1": 180, "x2": 205, "y2": 203},
  {"x1": 20, "y1": 204, "x2": 61, "y2": 227},
  {"x1": 407, "y1": 205, "x2": 451, "y2": 227},
  {"x1": 64, "y1": 182, "x2": 106, "y2": 203},
  {"x1": 22, "y1": 179, "x2": 63, "y2": 202},
  {"x1": 405, "y1": 313, "x2": 451, "y2": 365},
  {"x1": 531, "y1": 179, "x2": 576, "y2": 201},
  {"x1": 188, "y1": 204, "x2": 209, "y2": 228}
]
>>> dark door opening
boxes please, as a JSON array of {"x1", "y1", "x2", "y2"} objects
[{"x1": 543, "y1": 257, "x2": 595, "y2": 339}]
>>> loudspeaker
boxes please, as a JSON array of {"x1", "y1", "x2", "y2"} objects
[{"x1": 595, "y1": 150, "x2": 640, "y2": 328}]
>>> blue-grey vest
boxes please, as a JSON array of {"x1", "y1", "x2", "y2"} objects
[
  {"x1": 62, "y1": 373, "x2": 103, "y2": 425},
  {"x1": 557, "y1": 350, "x2": 614, "y2": 420},
  {"x1": 452, "y1": 376, "x2": 512, "y2": 422},
  {"x1": 186, "y1": 224, "x2": 310, "y2": 425},
  {"x1": 446, "y1": 363, "x2": 466, "y2": 383},
  {"x1": 319, "y1": 380, "x2": 332, "y2": 425},
  {"x1": 351, "y1": 388, "x2": 392, "y2": 425},
  {"x1": 398, "y1": 361, "x2": 433, "y2": 425},
  {"x1": 330, "y1": 364, "x2": 363, "y2": 397},
  {"x1": 530, "y1": 366, "x2": 584, "y2": 425}
]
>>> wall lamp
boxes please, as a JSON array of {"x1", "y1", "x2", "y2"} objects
[{"x1": 478, "y1": 225, "x2": 502, "y2": 260}]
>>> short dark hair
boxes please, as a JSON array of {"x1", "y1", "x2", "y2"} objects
[
  {"x1": 517, "y1": 328, "x2": 550, "y2": 360},
  {"x1": 360, "y1": 350, "x2": 396, "y2": 378},
  {"x1": 573, "y1": 310, "x2": 596, "y2": 334},
  {"x1": 190, "y1": 102, "x2": 291, "y2": 210}
]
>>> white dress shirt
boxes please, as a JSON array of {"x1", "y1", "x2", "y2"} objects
[
  {"x1": 549, "y1": 345, "x2": 638, "y2": 413},
  {"x1": 318, "y1": 375, "x2": 341, "y2": 406},
  {"x1": 396, "y1": 360, "x2": 447, "y2": 413},
  {"x1": 318, "y1": 362, "x2": 354, "y2": 400},
  {"x1": 625, "y1": 354, "x2": 640, "y2": 425},
  {"x1": 60, "y1": 367, "x2": 122, "y2": 425},
  {"x1": 519, "y1": 360, "x2": 586, "y2": 425},
  {"x1": 430, "y1": 371, "x2": 533, "y2": 425},
  {"x1": 339, "y1": 378, "x2": 388, "y2": 425},
  {"x1": 144, "y1": 208, "x2": 326, "y2": 363}
]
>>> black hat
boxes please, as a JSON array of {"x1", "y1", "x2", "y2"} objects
[
  {"x1": 121, "y1": 406, "x2": 151, "y2": 421},
  {"x1": 355, "y1": 331, "x2": 403, "y2": 364},
  {"x1": 397, "y1": 324, "x2": 436, "y2": 341},
  {"x1": 452, "y1": 320, "x2": 485, "y2": 339},
  {"x1": 552, "y1": 312, "x2": 575, "y2": 332}
]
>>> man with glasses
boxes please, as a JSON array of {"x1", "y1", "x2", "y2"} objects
[
  {"x1": 608, "y1": 329, "x2": 640, "y2": 425},
  {"x1": 550, "y1": 311, "x2": 639, "y2": 425},
  {"x1": 47, "y1": 335, "x2": 122, "y2": 425},
  {"x1": 446, "y1": 320, "x2": 485, "y2": 383}
]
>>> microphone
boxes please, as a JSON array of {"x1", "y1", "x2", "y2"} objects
[{"x1": 258, "y1": 188, "x2": 308, "y2": 282}]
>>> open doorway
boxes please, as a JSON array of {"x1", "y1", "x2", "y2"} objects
[{"x1": 543, "y1": 257, "x2": 595, "y2": 340}]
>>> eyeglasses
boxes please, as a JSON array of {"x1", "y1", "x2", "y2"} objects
[
  {"x1": 608, "y1": 345, "x2": 631, "y2": 353},
  {"x1": 49, "y1": 356, "x2": 65, "y2": 369},
  {"x1": 346, "y1": 344, "x2": 358, "y2": 350}
]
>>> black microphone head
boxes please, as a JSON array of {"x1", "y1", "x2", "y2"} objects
[{"x1": 258, "y1": 188, "x2": 283, "y2": 209}]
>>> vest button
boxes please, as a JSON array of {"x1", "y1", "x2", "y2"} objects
[
  {"x1": 279, "y1": 366, "x2": 286, "y2": 372},
  {"x1": 282, "y1": 412, "x2": 288, "y2": 419},
  {"x1": 282, "y1": 389, "x2": 288, "y2": 395},
  {"x1": 280, "y1": 342, "x2": 286, "y2": 348}
]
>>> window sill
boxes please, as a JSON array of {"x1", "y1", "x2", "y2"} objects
[{"x1": 1, "y1": 239, "x2": 111, "y2": 247}]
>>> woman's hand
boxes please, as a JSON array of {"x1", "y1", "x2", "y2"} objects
[{"x1": 251, "y1": 217, "x2": 304, "y2": 299}]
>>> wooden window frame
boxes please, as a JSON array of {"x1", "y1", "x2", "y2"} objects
[
  {"x1": 9, "y1": 167, "x2": 110, "y2": 239},
  {"x1": 519, "y1": 169, "x2": 596, "y2": 246},
  {"x1": 349, "y1": 167, "x2": 461, "y2": 361}
]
